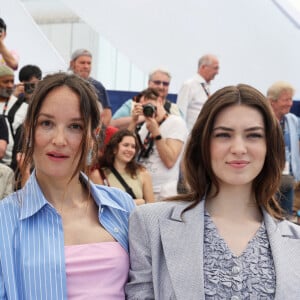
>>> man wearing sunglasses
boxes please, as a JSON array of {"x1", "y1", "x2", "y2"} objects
[
  {"x1": 177, "y1": 54, "x2": 219, "y2": 132},
  {"x1": 111, "y1": 68, "x2": 182, "y2": 129}
]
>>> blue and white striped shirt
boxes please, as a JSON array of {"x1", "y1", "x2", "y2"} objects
[{"x1": 0, "y1": 172, "x2": 135, "y2": 299}]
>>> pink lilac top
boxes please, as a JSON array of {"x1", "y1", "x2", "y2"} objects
[{"x1": 65, "y1": 242, "x2": 129, "y2": 299}]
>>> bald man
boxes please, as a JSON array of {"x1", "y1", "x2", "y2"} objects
[{"x1": 177, "y1": 54, "x2": 219, "y2": 132}]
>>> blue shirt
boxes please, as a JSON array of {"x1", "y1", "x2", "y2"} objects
[
  {"x1": 89, "y1": 77, "x2": 111, "y2": 109},
  {"x1": 0, "y1": 172, "x2": 135, "y2": 299}
]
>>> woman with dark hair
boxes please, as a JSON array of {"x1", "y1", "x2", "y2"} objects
[
  {"x1": 91, "y1": 129, "x2": 154, "y2": 205},
  {"x1": 0, "y1": 72, "x2": 135, "y2": 299},
  {"x1": 126, "y1": 84, "x2": 300, "y2": 299}
]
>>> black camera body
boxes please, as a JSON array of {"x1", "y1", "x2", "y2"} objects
[
  {"x1": 143, "y1": 103, "x2": 157, "y2": 117},
  {"x1": 24, "y1": 83, "x2": 36, "y2": 94}
]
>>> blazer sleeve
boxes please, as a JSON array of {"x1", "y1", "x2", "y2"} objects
[{"x1": 125, "y1": 208, "x2": 154, "y2": 300}]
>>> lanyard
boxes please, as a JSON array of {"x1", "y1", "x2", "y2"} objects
[
  {"x1": 200, "y1": 82, "x2": 210, "y2": 97},
  {"x1": 138, "y1": 114, "x2": 168, "y2": 160},
  {"x1": 2, "y1": 100, "x2": 9, "y2": 115}
]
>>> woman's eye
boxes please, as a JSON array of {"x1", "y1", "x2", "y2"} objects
[
  {"x1": 40, "y1": 120, "x2": 52, "y2": 128},
  {"x1": 247, "y1": 133, "x2": 264, "y2": 139},
  {"x1": 214, "y1": 132, "x2": 230, "y2": 138},
  {"x1": 70, "y1": 123, "x2": 83, "y2": 131}
]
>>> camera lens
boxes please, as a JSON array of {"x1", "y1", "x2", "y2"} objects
[
  {"x1": 24, "y1": 83, "x2": 36, "y2": 94},
  {"x1": 143, "y1": 103, "x2": 156, "y2": 117}
]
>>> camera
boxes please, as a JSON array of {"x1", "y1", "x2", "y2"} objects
[
  {"x1": 24, "y1": 83, "x2": 37, "y2": 94},
  {"x1": 143, "y1": 103, "x2": 156, "y2": 117}
]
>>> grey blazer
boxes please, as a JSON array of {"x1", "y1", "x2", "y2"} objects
[{"x1": 126, "y1": 200, "x2": 300, "y2": 300}]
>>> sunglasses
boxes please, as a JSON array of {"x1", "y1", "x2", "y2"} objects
[{"x1": 151, "y1": 80, "x2": 170, "y2": 87}]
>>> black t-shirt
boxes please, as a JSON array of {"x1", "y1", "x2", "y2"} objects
[{"x1": 0, "y1": 115, "x2": 8, "y2": 143}]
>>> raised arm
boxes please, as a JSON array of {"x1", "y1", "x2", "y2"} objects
[{"x1": 0, "y1": 38, "x2": 18, "y2": 70}]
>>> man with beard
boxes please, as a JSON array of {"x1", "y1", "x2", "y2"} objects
[
  {"x1": 111, "y1": 68, "x2": 182, "y2": 129},
  {"x1": 0, "y1": 65, "x2": 27, "y2": 166}
]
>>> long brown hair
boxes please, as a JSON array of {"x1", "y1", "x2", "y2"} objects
[
  {"x1": 99, "y1": 129, "x2": 144, "y2": 178},
  {"x1": 20, "y1": 72, "x2": 100, "y2": 183},
  {"x1": 172, "y1": 84, "x2": 285, "y2": 219}
]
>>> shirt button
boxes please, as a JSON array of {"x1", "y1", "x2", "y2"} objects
[
  {"x1": 114, "y1": 227, "x2": 119, "y2": 233},
  {"x1": 231, "y1": 296, "x2": 240, "y2": 300},
  {"x1": 232, "y1": 266, "x2": 241, "y2": 275}
]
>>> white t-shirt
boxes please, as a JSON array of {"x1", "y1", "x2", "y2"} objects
[{"x1": 138, "y1": 114, "x2": 188, "y2": 199}]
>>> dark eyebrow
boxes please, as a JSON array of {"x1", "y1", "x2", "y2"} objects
[
  {"x1": 213, "y1": 126, "x2": 265, "y2": 132},
  {"x1": 37, "y1": 113, "x2": 83, "y2": 122},
  {"x1": 37, "y1": 113, "x2": 54, "y2": 119}
]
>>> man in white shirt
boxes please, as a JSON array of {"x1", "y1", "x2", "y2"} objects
[
  {"x1": 129, "y1": 88, "x2": 188, "y2": 200},
  {"x1": 177, "y1": 54, "x2": 219, "y2": 132}
]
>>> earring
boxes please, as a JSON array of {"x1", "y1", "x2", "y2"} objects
[{"x1": 86, "y1": 148, "x2": 93, "y2": 166}]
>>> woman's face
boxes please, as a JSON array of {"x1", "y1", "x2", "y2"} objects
[
  {"x1": 115, "y1": 136, "x2": 136, "y2": 164},
  {"x1": 210, "y1": 104, "x2": 266, "y2": 189},
  {"x1": 33, "y1": 86, "x2": 84, "y2": 182}
]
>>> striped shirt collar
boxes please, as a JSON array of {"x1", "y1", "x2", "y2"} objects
[{"x1": 19, "y1": 171, "x2": 128, "y2": 220}]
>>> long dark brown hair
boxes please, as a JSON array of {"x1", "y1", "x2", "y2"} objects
[
  {"x1": 171, "y1": 84, "x2": 285, "y2": 219},
  {"x1": 19, "y1": 72, "x2": 100, "y2": 183}
]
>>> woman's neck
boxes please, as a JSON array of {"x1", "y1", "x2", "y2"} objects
[
  {"x1": 35, "y1": 172, "x2": 87, "y2": 211},
  {"x1": 113, "y1": 159, "x2": 127, "y2": 173},
  {"x1": 206, "y1": 184, "x2": 262, "y2": 222}
]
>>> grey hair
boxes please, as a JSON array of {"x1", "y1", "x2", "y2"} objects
[
  {"x1": 267, "y1": 81, "x2": 295, "y2": 101},
  {"x1": 148, "y1": 68, "x2": 172, "y2": 81},
  {"x1": 198, "y1": 54, "x2": 217, "y2": 69},
  {"x1": 70, "y1": 49, "x2": 92, "y2": 61}
]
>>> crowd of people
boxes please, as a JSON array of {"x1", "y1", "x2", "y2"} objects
[{"x1": 1, "y1": 16, "x2": 300, "y2": 299}]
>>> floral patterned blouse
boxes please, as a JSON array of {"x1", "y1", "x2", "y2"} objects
[{"x1": 203, "y1": 211, "x2": 276, "y2": 300}]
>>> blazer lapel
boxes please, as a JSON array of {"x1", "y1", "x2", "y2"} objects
[
  {"x1": 264, "y1": 212, "x2": 300, "y2": 299},
  {"x1": 160, "y1": 201, "x2": 205, "y2": 300}
]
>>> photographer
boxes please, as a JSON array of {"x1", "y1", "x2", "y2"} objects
[
  {"x1": 0, "y1": 18, "x2": 18, "y2": 70},
  {"x1": 10, "y1": 65, "x2": 42, "y2": 172},
  {"x1": 111, "y1": 68, "x2": 182, "y2": 130},
  {"x1": 129, "y1": 88, "x2": 188, "y2": 201},
  {"x1": 14, "y1": 64, "x2": 42, "y2": 103}
]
